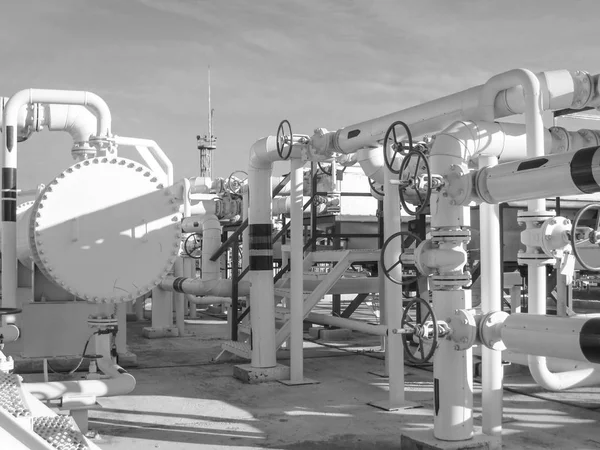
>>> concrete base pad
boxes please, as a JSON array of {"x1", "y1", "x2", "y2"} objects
[
  {"x1": 117, "y1": 350, "x2": 138, "y2": 367},
  {"x1": 308, "y1": 327, "x2": 352, "y2": 341},
  {"x1": 369, "y1": 399, "x2": 421, "y2": 411},
  {"x1": 401, "y1": 428, "x2": 501, "y2": 450},
  {"x1": 141, "y1": 327, "x2": 179, "y2": 339},
  {"x1": 233, "y1": 363, "x2": 290, "y2": 384},
  {"x1": 278, "y1": 377, "x2": 320, "y2": 386}
]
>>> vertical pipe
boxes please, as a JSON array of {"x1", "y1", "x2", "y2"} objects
[
  {"x1": 242, "y1": 189, "x2": 250, "y2": 270},
  {"x1": 115, "y1": 302, "x2": 127, "y2": 355},
  {"x1": 184, "y1": 258, "x2": 197, "y2": 319},
  {"x1": 377, "y1": 199, "x2": 387, "y2": 358},
  {"x1": 478, "y1": 156, "x2": 503, "y2": 436},
  {"x1": 290, "y1": 157, "x2": 305, "y2": 381},
  {"x1": 383, "y1": 165, "x2": 406, "y2": 406},
  {"x1": 231, "y1": 236, "x2": 239, "y2": 341},
  {"x1": 173, "y1": 258, "x2": 185, "y2": 336},
  {"x1": 134, "y1": 296, "x2": 145, "y2": 321}
]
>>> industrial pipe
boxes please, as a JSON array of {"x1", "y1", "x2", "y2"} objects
[
  {"x1": 160, "y1": 277, "x2": 250, "y2": 297},
  {"x1": 306, "y1": 312, "x2": 387, "y2": 336},
  {"x1": 327, "y1": 70, "x2": 594, "y2": 155},
  {"x1": 114, "y1": 136, "x2": 173, "y2": 185},
  {"x1": 247, "y1": 136, "x2": 303, "y2": 369},
  {"x1": 2, "y1": 89, "x2": 111, "y2": 320}
]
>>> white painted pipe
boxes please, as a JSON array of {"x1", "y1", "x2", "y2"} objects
[
  {"x1": 306, "y1": 312, "x2": 387, "y2": 336},
  {"x1": 429, "y1": 130, "x2": 473, "y2": 441},
  {"x1": 160, "y1": 277, "x2": 250, "y2": 297},
  {"x1": 44, "y1": 104, "x2": 97, "y2": 158},
  {"x1": 2, "y1": 89, "x2": 111, "y2": 319},
  {"x1": 247, "y1": 136, "x2": 303, "y2": 369},
  {"x1": 477, "y1": 155, "x2": 503, "y2": 437},
  {"x1": 173, "y1": 258, "x2": 185, "y2": 335},
  {"x1": 382, "y1": 163, "x2": 408, "y2": 408},
  {"x1": 331, "y1": 70, "x2": 585, "y2": 155},
  {"x1": 356, "y1": 147, "x2": 387, "y2": 184},
  {"x1": 289, "y1": 157, "x2": 305, "y2": 382},
  {"x1": 187, "y1": 295, "x2": 233, "y2": 305}
]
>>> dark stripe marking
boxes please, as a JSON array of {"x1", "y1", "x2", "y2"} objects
[
  {"x1": 117, "y1": 367, "x2": 128, "y2": 374},
  {"x1": 249, "y1": 223, "x2": 273, "y2": 250},
  {"x1": 517, "y1": 157, "x2": 548, "y2": 171},
  {"x1": 250, "y1": 255, "x2": 272, "y2": 271},
  {"x1": 580, "y1": 317, "x2": 600, "y2": 364},
  {"x1": 347, "y1": 129, "x2": 360, "y2": 139},
  {"x1": 2, "y1": 199, "x2": 15, "y2": 222},
  {"x1": 6, "y1": 126, "x2": 14, "y2": 152},
  {"x1": 571, "y1": 147, "x2": 600, "y2": 194},
  {"x1": 434, "y1": 378, "x2": 440, "y2": 416},
  {"x1": 172, "y1": 277, "x2": 186, "y2": 293},
  {"x1": 2, "y1": 167, "x2": 16, "y2": 191}
]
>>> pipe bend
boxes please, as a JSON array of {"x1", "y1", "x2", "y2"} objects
[
  {"x1": 82, "y1": 91, "x2": 112, "y2": 136},
  {"x1": 356, "y1": 147, "x2": 386, "y2": 184},
  {"x1": 528, "y1": 355, "x2": 600, "y2": 391}
]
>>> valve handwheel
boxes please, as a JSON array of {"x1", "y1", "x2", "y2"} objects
[
  {"x1": 380, "y1": 231, "x2": 422, "y2": 285},
  {"x1": 383, "y1": 121, "x2": 414, "y2": 175},
  {"x1": 227, "y1": 170, "x2": 248, "y2": 195},
  {"x1": 317, "y1": 162, "x2": 332, "y2": 176},
  {"x1": 401, "y1": 297, "x2": 438, "y2": 364},
  {"x1": 184, "y1": 233, "x2": 203, "y2": 260},
  {"x1": 398, "y1": 149, "x2": 432, "y2": 216},
  {"x1": 571, "y1": 203, "x2": 600, "y2": 271},
  {"x1": 276, "y1": 119, "x2": 293, "y2": 160}
]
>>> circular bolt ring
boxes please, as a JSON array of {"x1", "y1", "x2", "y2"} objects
[
  {"x1": 571, "y1": 203, "x2": 600, "y2": 271},
  {"x1": 227, "y1": 170, "x2": 248, "y2": 194},
  {"x1": 380, "y1": 231, "x2": 422, "y2": 285},
  {"x1": 0, "y1": 307, "x2": 22, "y2": 316},
  {"x1": 317, "y1": 161, "x2": 332, "y2": 176},
  {"x1": 398, "y1": 149, "x2": 432, "y2": 216},
  {"x1": 368, "y1": 177, "x2": 384, "y2": 198},
  {"x1": 383, "y1": 120, "x2": 414, "y2": 175},
  {"x1": 276, "y1": 119, "x2": 293, "y2": 160},
  {"x1": 184, "y1": 233, "x2": 203, "y2": 260},
  {"x1": 401, "y1": 297, "x2": 438, "y2": 364}
]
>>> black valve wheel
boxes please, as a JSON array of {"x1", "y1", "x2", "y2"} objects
[
  {"x1": 276, "y1": 119, "x2": 293, "y2": 160},
  {"x1": 184, "y1": 233, "x2": 203, "y2": 260},
  {"x1": 401, "y1": 297, "x2": 438, "y2": 364},
  {"x1": 317, "y1": 162, "x2": 332, "y2": 176},
  {"x1": 383, "y1": 121, "x2": 414, "y2": 175},
  {"x1": 398, "y1": 149, "x2": 431, "y2": 216},
  {"x1": 227, "y1": 170, "x2": 248, "y2": 194},
  {"x1": 571, "y1": 203, "x2": 600, "y2": 271},
  {"x1": 380, "y1": 231, "x2": 422, "y2": 285},
  {"x1": 0, "y1": 307, "x2": 22, "y2": 316},
  {"x1": 368, "y1": 177, "x2": 384, "y2": 198}
]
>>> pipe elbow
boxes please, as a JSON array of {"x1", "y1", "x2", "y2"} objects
[
  {"x1": 249, "y1": 136, "x2": 277, "y2": 170},
  {"x1": 83, "y1": 91, "x2": 112, "y2": 136},
  {"x1": 45, "y1": 104, "x2": 97, "y2": 157},
  {"x1": 528, "y1": 355, "x2": 600, "y2": 391},
  {"x1": 356, "y1": 147, "x2": 386, "y2": 184},
  {"x1": 479, "y1": 69, "x2": 541, "y2": 122}
]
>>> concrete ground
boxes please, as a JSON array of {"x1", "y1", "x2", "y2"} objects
[{"x1": 26, "y1": 312, "x2": 600, "y2": 450}]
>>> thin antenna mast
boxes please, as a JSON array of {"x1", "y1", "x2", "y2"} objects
[{"x1": 197, "y1": 65, "x2": 216, "y2": 178}]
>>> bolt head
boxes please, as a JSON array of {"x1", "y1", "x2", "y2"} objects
[{"x1": 454, "y1": 344, "x2": 461, "y2": 351}]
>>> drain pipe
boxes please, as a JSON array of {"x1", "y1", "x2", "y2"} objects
[{"x1": 2, "y1": 89, "x2": 111, "y2": 321}]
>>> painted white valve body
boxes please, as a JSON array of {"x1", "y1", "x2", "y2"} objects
[{"x1": 18, "y1": 157, "x2": 181, "y2": 303}]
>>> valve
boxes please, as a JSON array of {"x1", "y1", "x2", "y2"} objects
[
  {"x1": 317, "y1": 162, "x2": 332, "y2": 176},
  {"x1": 276, "y1": 119, "x2": 294, "y2": 160},
  {"x1": 398, "y1": 149, "x2": 432, "y2": 216},
  {"x1": 368, "y1": 177, "x2": 384, "y2": 199},
  {"x1": 183, "y1": 233, "x2": 203, "y2": 260},
  {"x1": 400, "y1": 297, "x2": 438, "y2": 364},
  {"x1": 571, "y1": 203, "x2": 600, "y2": 271},
  {"x1": 380, "y1": 231, "x2": 422, "y2": 285},
  {"x1": 383, "y1": 121, "x2": 413, "y2": 174},
  {"x1": 226, "y1": 170, "x2": 248, "y2": 195}
]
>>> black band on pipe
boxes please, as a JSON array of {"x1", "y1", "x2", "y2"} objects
[
  {"x1": 517, "y1": 158, "x2": 548, "y2": 171},
  {"x1": 6, "y1": 126, "x2": 14, "y2": 152},
  {"x1": 172, "y1": 277, "x2": 186, "y2": 293},
  {"x1": 249, "y1": 223, "x2": 273, "y2": 250},
  {"x1": 250, "y1": 255, "x2": 272, "y2": 271},
  {"x1": 2, "y1": 199, "x2": 16, "y2": 222},
  {"x1": 570, "y1": 147, "x2": 600, "y2": 194},
  {"x1": 580, "y1": 317, "x2": 600, "y2": 364},
  {"x1": 2, "y1": 168, "x2": 16, "y2": 191}
]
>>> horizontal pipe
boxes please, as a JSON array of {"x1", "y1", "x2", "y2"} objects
[
  {"x1": 186, "y1": 295, "x2": 233, "y2": 305},
  {"x1": 159, "y1": 277, "x2": 250, "y2": 297},
  {"x1": 305, "y1": 312, "x2": 387, "y2": 336},
  {"x1": 25, "y1": 360, "x2": 136, "y2": 400}
]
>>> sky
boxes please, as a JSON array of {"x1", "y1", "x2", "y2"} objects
[{"x1": 1, "y1": 0, "x2": 600, "y2": 188}]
